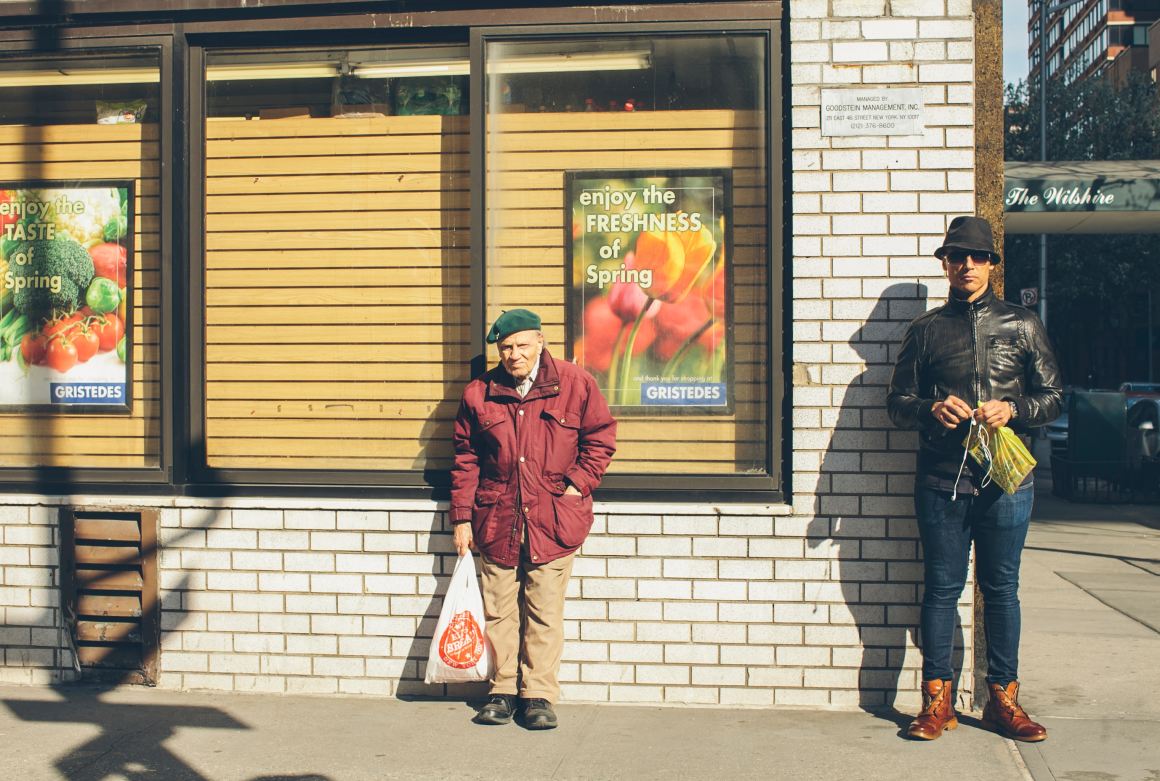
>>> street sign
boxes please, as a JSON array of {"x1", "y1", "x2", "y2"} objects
[{"x1": 1021, "y1": 287, "x2": 1039, "y2": 307}]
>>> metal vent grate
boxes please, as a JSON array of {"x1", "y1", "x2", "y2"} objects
[{"x1": 61, "y1": 509, "x2": 159, "y2": 684}]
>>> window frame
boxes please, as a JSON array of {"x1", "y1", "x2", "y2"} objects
[
  {"x1": 0, "y1": 5, "x2": 788, "y2": 503},
  {"x1": 185, "y1": 35, "x2": 472, "y2": 496},
  {"x1": 0, "y1": 32, "x2": 177, "y2": 492},
  {"x1": 470, "y1": 20, "x2": 786, "y2": 502}
]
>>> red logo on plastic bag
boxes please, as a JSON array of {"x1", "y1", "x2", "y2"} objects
[{"x1": 438, "y1": 611, "x2": 484, "y2": 669}]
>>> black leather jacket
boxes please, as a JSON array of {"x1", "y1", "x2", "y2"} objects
[{"x1": 887, "y1": 287, "x2": 1062, "y2": 491}]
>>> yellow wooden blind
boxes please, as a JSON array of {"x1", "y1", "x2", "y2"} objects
[
  {"x1": 486, "y1": 110, "x2": 769, "y2": 475},
  {"x1": 0, "y1": 123, "x2": 161, "y2": 469},
  {"x1": 204, "y1": 115, "x2": 470, "y2": 470},
  {"x1": 204, "y1": 111, "x2": 768, "y2": 476}
]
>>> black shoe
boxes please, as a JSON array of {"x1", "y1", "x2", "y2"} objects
[
  {"x1": 520, "y1": 698, "x2": 558, "y2": 730},
  {"x1": 473, "y1": 694, "x2": 517, "y2": 725}
]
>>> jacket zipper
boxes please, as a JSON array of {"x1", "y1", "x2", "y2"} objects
[
  {"x1": 969, "y1": 303, "x2": 982, "y2": 496},
  {"x1": 970, "y1": 303, "x2": 983, "y2": 406},
  {"x1": 512, "y1": 397, "x2": 522, "y2": 554}
]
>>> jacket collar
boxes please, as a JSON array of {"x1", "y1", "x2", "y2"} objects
[
  {"x1": 946, "y1": 285, "x2": 996, "y2": 314},
  {"x1": 486, "y1": 348, "x2": 561, "y2": 402}
]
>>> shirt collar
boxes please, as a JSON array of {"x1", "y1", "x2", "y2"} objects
[
  {"x1": 487, "y1": 347, "x2": 560, "y2": 401},
  {"x1": 516, "y1": 358, "x2": 540, "y2": 396},
  {"x1": 947, "y1": 286, "x2": 996, "y2": 312}
]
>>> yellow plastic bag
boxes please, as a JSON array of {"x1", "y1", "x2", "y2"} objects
[{"x1": 962, "y1": 422, "x2": 1037, "y2": 494}]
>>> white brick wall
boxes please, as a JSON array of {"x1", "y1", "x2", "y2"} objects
[
  {"x1": 0, "y1": 485, "x2": 973, "y2": 712},
  {"x1": 786, "y1": 0, "x2": 977, "y2": 708},
  {"x1": 0, "y1": 505, "x2": 73, "y2": 685},
  {"x1": 0, "y1": 5, "x2": 979, "y2": 713}
]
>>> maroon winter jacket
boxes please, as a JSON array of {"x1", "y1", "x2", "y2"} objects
[{"x1": 450, "y1": 348, "x2": 616, "y2": 566}]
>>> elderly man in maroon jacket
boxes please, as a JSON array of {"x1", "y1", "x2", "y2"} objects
[{"x1": 451, "y1": 308, "x2": 616, "y2": 730}]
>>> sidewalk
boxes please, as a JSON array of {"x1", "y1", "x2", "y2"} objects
[
  {"x1": 1015, "y1": 483, "x2": 1160, "y2": 781},
  {"x1": 0, "y1": 683, "x2": 1029, "y2": 781},
  {"x1": 0, "y1": 484, "x2": 1156, "y2": 781}
]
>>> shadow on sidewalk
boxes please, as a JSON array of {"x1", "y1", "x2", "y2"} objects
[
  {"x1": 1, "y1": 684, "x2": 332, "y2": 781},
  {"x1": 1021, "y1": 544, "x2": 1160, "y2": 568},
  {"x1": 2, "y1": 684, "x2": 249, "y2": 780}
]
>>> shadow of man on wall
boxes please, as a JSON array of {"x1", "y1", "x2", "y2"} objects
[{"x1": 806, "y1": 282, "x2": 963, "y2": 728}]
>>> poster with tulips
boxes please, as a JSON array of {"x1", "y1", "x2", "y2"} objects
[
  {"x1": 0, "y1": 181, "x2": 133, "y2": 412},
  {"x1": 566, "y1": 170, "x2": 731, "y2": 414}
]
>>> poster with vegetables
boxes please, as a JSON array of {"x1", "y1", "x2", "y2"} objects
[
  {"x1": 0, "y1": 181, "x2": 132, "y2": 412},
  {"x1": 566, "y1": 170, "x2": 731, "y2": 414}
]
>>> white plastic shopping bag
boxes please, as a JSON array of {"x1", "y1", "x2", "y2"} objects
[{"x1": 424, "y1": 550, "x2": 492, "y2": 684}]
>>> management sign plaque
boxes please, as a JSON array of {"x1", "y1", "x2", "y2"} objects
[{"x1": 820, "y1": 88, "x2": 924, "y2": 137}]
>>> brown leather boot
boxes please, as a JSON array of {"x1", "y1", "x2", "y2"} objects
[
  {"x1": 907, "y1": 679, "x2": 958, "y2": 740},
  {"x1": 981, "y1": 681, "x2": 1048, "y2": 742}
]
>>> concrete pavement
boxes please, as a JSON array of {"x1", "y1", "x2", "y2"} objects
[
  {"x1": 0, "y1": 683, "x2": 1029, "y2": 781},
  {"x1": 1016, "y1": 485, "x2": 1160, "y2": 781},
  {"x1": 0, "y1": 481, "x2": 1156, "y2": 780}
]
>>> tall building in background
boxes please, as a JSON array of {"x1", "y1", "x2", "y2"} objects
[{"x1": 1028, "y1": 0, "x2": 1160, "y2": 86}]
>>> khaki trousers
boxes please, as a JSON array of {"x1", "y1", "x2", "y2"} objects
[{"x1": 479, "y1": 551, "x2": 574, "y2": 703}]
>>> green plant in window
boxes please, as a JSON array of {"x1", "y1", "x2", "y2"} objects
[{"x1": 394, "y1": 77, "x2": 464, "y2": 116}]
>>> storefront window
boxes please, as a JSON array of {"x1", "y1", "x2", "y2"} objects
[
  {"x1": 203, "y1": 46, "x2": 470, "y2": 472},
  {"x1": 0, "y1": 53, "x2": 158, "y2": 125},
  {"x1": 0, "y1": 51, "x2": 160, "y2": 469},
  {"x1": 484, "y1": 34, "x2": 773, "y2": 479}
]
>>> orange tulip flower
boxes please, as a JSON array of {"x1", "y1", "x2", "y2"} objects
[
  {"x1": 665, "y1": 224, "x2": 717, "y2": 304},
  {"x1": 632, "y1": 229, "x2": 685, "y2": 301},
  {"x1": 632, "y1": 220, "x2": 716, "y2": 305}
]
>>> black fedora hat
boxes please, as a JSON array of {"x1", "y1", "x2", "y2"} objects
[{"x1": 934, "y1": 216, "x2": 1000, "y2": 262}]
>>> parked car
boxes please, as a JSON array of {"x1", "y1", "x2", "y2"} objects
[{"x1": 1119, "y1": 382, "x2": 1160, "y2": 408}]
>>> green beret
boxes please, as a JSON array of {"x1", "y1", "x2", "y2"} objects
[{"x1": 486, "y1": 308, "x2": 542, "y2": 344}]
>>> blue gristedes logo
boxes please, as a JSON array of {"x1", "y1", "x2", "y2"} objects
[
  {"x1": 50, "y1": 383, "x2": 126, "y2": 405},
  {"x1": 640, "y1": 382, "x2": 726, "y2": 406}
]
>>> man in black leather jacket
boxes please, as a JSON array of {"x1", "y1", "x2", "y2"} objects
[{"x1": 888, "y1": 216, "x2": 1061, "y2": 743}]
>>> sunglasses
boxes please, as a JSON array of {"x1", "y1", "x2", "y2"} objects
[{"x1": 943, "y1": 250, "x2": 994, "y2": 265}]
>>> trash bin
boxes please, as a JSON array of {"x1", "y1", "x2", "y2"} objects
[{"x1": 1050, "y1": 391, "x2": 1130, "y2": 502}]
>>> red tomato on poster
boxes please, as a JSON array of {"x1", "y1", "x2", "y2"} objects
[
  {"x1": 45, "y1": 337, "x2": 79, "y2": 373},
  {"x1": 90, "y1": 242, "x2": 128, "y2": 287},
  {"x1": 69, "y1": 326, "x2": 100, "y2": 363},
  {"x1": 91, "y1": 313, "x2": 124, "y2": 352}
]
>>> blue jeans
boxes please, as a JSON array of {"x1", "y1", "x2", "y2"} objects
[{"x1": 914, "y1": 482, "x2": 1033, "y2": 684}]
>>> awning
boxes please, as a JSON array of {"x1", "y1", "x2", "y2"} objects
[{"x1": 1004, "y1": 160, "x2": 1160, "y2": 234}]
